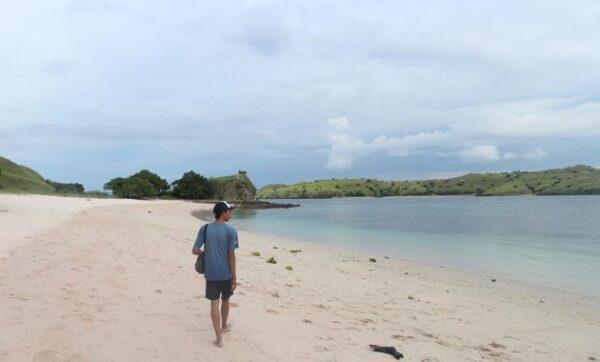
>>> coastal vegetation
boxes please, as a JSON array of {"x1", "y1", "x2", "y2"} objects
[
  {"x1": 1, "y1": 155, "x2": 257, "y2": 201},
  {"x1": 171, "y1": 171, "x2": 214, "y2": 199},
  {"x1": 104, "y1": 170, "x2": 171, "y2": 198},
  {"x1": 105, "y1": 170, "x2": 256, "y2": 200},
  {"x1": 258, "y1": 165, "x2": 600, "y2": 198},
  {"x1": 44, "y1": 179, "x2": 84, "y2": 194}
]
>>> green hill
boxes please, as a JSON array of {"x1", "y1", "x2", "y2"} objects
[
  {"x1": 0, "y1": 156, "x2": 55, "y2": 193},
  {"x1": 257, "y1": 165, "x2": 600, "y2": 199},
  {"x1": 0, "y1": 155, "x2": 95, "y2": 196}
]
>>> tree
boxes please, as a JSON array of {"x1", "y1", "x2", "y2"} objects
[
  {"x1": 104, "y1": 176, "x2": 157, "y2": 199},
  {"x1": 119, "y1": 177, "x2": 157, "y2": 198},
  {"x1": 171, "y1": 171, "x2": 214, "y2": 199},
  {"x1": 45, "y1": 179, "x2": 85, "y2": 194},
  {"x1": 132, "y1": 169, "x2": 169, "y2": 194},
  {"x1": 103, "y1": 169, "x2": 169, "y2": 199}
]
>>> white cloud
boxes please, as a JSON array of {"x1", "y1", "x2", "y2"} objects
[
  {"x1": 459, "y1": 145, "x2": 502, "y2": 163},
  {"x1": 325, "y1": 134, "x2": 369, "y2": 170},
  {"x1": 502, "y1": 152, "x2": 518, "y2": 160},
  {"x1": 323, "y1": 97, "x2": 599, "y2": 170},
  {"x1": 523, "y1": 147, "x2": 548, "y2": 160},
  {"x1": 325, "y1": 127, "x2": 452, "y2": 170}
]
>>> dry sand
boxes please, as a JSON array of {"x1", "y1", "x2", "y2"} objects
[{"x1": 1, "y1": 194, "x2": 599, "y2": 361}]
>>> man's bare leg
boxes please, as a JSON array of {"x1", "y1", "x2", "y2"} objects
[
  {"x1": 221, "y1": 299, "x2": 231, "y2": 333},
  {"x1": 210, "y1": 300, "x2": 223, "y2": 347}
]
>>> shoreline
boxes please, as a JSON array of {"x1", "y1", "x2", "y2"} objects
[
  {"x1": 235, "y1": 224, "x2": 600, "y2": 303},
  {"x1": 193, "y1": 209, "x2": 600, "y2": 300},
  {"x1": 194, "y1": 208, "x2": 600, "y2": 300},
  {"x1": 1, "y1": 194, "x2": 599, "y2": 361}
]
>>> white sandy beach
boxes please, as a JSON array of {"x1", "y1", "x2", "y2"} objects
[{"x1": 1, "y1": 194, "x2": 599, "y2": 361}]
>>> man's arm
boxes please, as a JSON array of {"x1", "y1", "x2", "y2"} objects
[
  {"x1": 192, "y1": 225, "x2": 205, "y2": 255},
  {"x1": 228, "y1": 249, "x2": 237, "y2": 290}
]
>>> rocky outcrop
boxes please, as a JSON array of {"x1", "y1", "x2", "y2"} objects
[{"x1": 213, "y1": 170, "x2": 257, "y2": 200}]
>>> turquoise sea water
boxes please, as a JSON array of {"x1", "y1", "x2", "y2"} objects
[{"x1": 231, "y1": 196, "x2": 600, "y2": 296}]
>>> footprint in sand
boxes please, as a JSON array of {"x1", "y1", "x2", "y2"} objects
[
  {"x1": 47, "y1": 323, "x2": 67, "y2": 331},
  {"x1": 76, "y1": 312, "x2": 93, "y2": 323},
  {"x1": 33, "y1": 350, "x2": 84, "y2": 362},
  {"x1": 490, "y1": 342, "x2": 506, "y2": 349},
  {"x1": 33, "y1": 350, "x2": 60, "y2": 362},
  {"x1": 316, "y1": 304, "x2": 330, "y2": 311}
]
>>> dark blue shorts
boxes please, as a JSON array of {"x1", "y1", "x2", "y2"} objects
[{"x1": 206, "y1": 279, "x2": 233, "y2": 301}]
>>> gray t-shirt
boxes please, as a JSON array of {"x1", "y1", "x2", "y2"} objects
[{"x1": 194, "y1": 222, "x2": 239, "y2": 281}]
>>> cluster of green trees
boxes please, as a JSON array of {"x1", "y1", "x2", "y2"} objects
[
  {"x1": 45, "y1": 179, "x2": 85, "y2": 194},
  {"x1": 104, "y1": 169, "x2": 214, "y2": 199}
]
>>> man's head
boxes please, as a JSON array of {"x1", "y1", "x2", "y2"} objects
[{"x1": 213, "y1": 201, "x2": 236, "y2": 221}]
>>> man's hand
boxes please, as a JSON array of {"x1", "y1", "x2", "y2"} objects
[
  {"x1": 231, "y1": 277, "x2": 237, "y2": 291},
  {"x1": 192, "y1": 246, "x2": 204, "y2": 256}
]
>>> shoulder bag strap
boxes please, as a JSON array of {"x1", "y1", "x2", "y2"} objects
[{"x1": 203, "y1": 223, "x2": 209, "y2": 252}]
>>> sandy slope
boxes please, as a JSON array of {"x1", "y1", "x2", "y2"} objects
[
  {"x1": 0, "y1": 194, "x2": 142, "y2": 256},
  {"x1": 0, "y1": 194, "x2": 599, "y2": 361}
]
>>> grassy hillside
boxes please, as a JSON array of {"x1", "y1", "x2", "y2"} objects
[
  {"x1": 0, "y1": 156, "x2": 55, "y2": 193},
  {"x1": 0, "y1": 155, "x2": 101, "y2": 196},
  {"x1": 258, "y1": 165, "x2": 600, "y2": 199}
]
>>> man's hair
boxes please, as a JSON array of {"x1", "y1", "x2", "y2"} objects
[{"x1": 215, "y1": 209, "x2": 226, "y2": 219}]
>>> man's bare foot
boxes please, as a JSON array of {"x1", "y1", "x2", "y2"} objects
[
  {"x1": 222, "y1": 323, "x2": 232, "y2": 333},
  {"x1": 213, "y1": 339, "x2": 223, "y2": 348}
]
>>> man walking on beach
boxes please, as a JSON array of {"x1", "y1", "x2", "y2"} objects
[{"x1": 192, "y1": 201, "x2": 239, "y2": 347}]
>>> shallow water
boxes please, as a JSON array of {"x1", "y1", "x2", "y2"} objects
[{"x1": 230, "y1": 196, "x2": 600, "y2": 296}]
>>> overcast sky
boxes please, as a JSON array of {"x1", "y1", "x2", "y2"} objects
[{"x1": 1, "y1": 0, "x2": 599, "y2": 190}]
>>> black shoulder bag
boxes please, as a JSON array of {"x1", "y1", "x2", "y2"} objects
[{"x1": 195, "y1": 224, "x2": 208, "y2": 274}]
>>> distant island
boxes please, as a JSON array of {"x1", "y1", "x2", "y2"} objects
[
  {"x1": 258, "y1": 165, "x2": 600, "y2": 198},
  {"x1": 3, "y1": 155, "x2": 599, "y2": 200}
]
